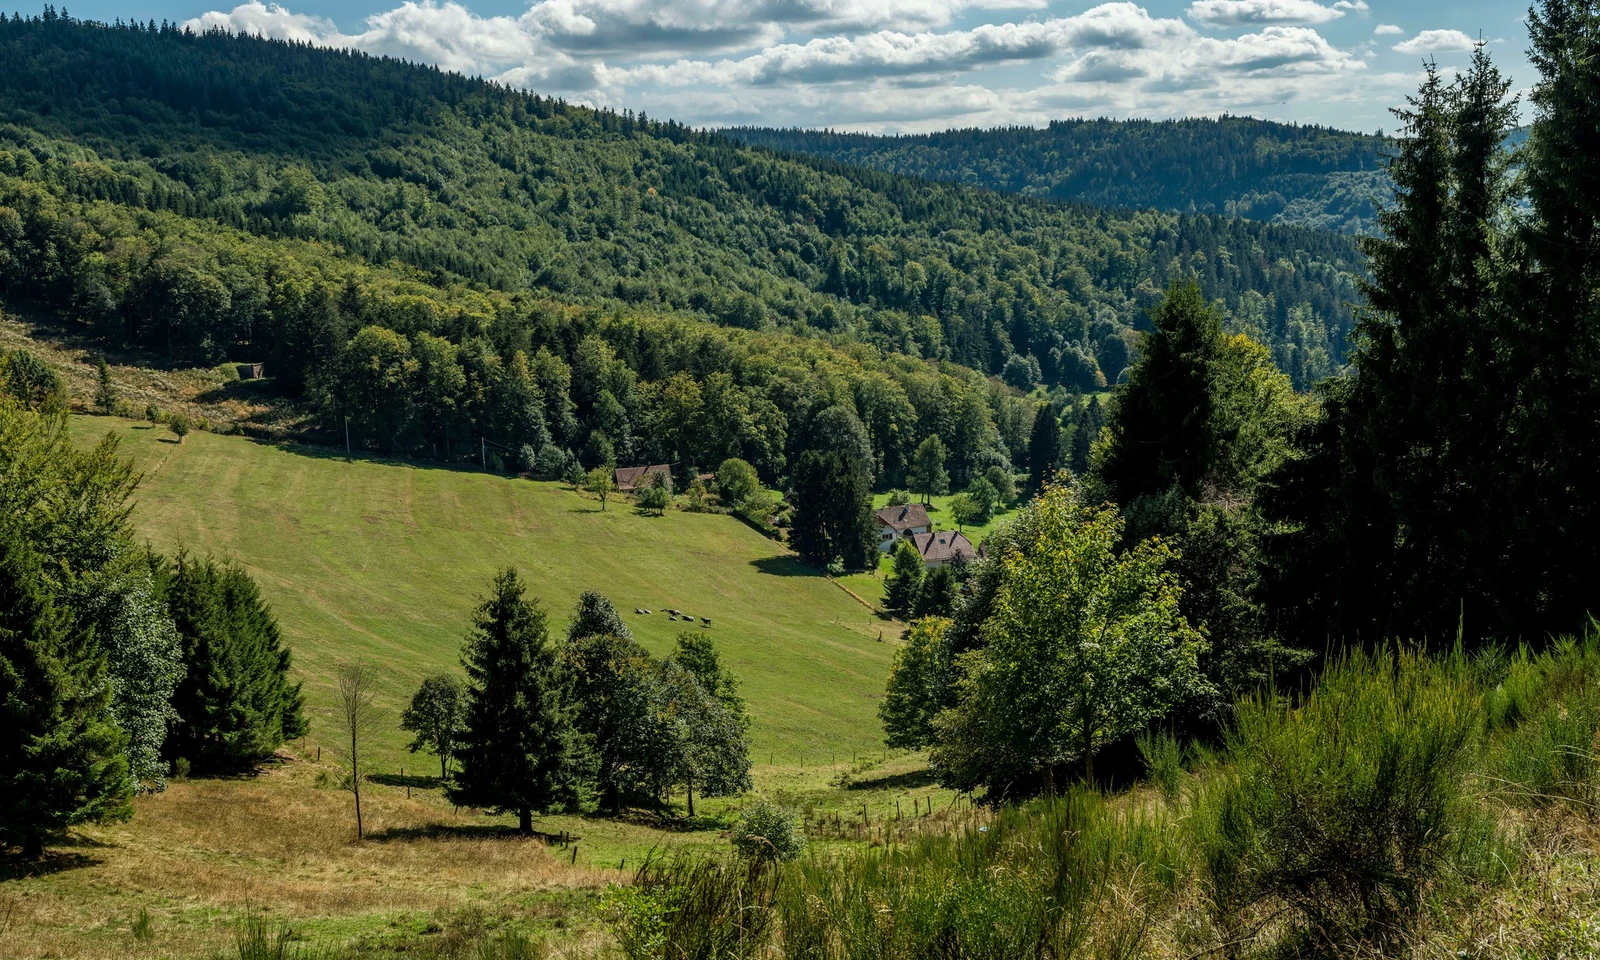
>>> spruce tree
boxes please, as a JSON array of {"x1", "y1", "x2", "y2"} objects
[
  {"x1": 1026, "y1": 403, "x2": 1063, "y2": 493},
  {"x1": 93, "y1": 357, "x2": 116, "y2": 413},
  {"x1": 162, "y1": 555, "x2": 307, "y2": 772},
  {"x1": 0, "y1": 534, "x2": 131, "y2": 857},
  {"x1": 789, "y1": 405, "x2": 877, "y2": 570},
  {"x1": 450, "y1": 569, "x2": 584, "y2": 832},
  {"x1": 883, "y1": 539, "x2": 926, "y2": 618}
]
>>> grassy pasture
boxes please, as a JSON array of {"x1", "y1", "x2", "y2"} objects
[{"x1": 69, "y1": 416, "x2": 896, "y2": 766}]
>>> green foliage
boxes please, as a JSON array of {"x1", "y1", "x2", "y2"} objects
[
  {"x1": 885, "y1": 488, "x2": 910, "y2": 507},
  {"x1": 931, "y1": 486, "x2": 1210, "y2": 794},
  {"x1": 399, "y1": 674, "x2": 465, "y2": 781},
  {"x1": 731, "y1": 117, "x2": 1389, "y2": 233},
  {"x1": 907, "y1": 435, "x2": 949, "y2": 504},
  {"x1": 672, "y1": 633, "x2": 748, "y2": 730},
  {"x1": 983, "y1": 465, "x2": 1015, "y2": 505},
  {"x1": 635, "y1": 472, "x2": 672, "y2": 516},
  {"x1": 567, "y1": 590, "x2": 633, "y2": 643},
  {"x1": 584, "y1": 467, "x2": 615, "y2": 510},
  {"x1": 1190, "y1": 646, "x2": 1496, "y2": 950},
  {"x1": 789, "y1": 406, "x2": 877, "y2": 571},
  {"x1": 604, "y1": 857, "x2": 778, "y2": 960},
  {"x1": 1136, "y1": 730, "x2": 1184, "y2": 805},
  {"x1": 0, "y1": 529, "x2": 132, "y2": 856},
  {"x1": 168, "y1": 415, "x2": 189, "y2": 441},
  {"x1": 0, "y1": 348, "x2": 66, "y2": 413},
  {"x1": 774, "y1": 789, "x2": 1178, "y2": 959},
  {"x1": 731, "y1": 800, "x2": 807, "y2": 863},
  {"x1": 1026, "y1": 403, "x2": 1063, "y2": 493},
  {"x1": 162, "y1": 554, "x2": 307, "y2": 773},
  {"x1": 883, "y1": 540, "x2": 925, "y2": 619},
  {"x1": 93, "y1": 357, "x2": 116, "y2": 413},
  {"x1": 449, "y1": 569, "x2": 585, "y2": 830},
  {"x1": 913, "y1": 566, "x2": 958, "y2": 620},
  {"x1": 879, "y1": 617, "x2": 953, "y2": 750},
  {"x1": 714, "y1": 458, "x2": 759, "y2": 507},
  {"x1": 97, "y1": 564, "x2": 185, "y2": 793}
]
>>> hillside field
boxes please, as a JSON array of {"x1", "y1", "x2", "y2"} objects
[{"x1": 69, "y1": 415, "x2": 898, "y2": 766}]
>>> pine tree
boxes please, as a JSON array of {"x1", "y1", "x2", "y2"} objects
[
  {"x1": 0, "y1": 534, "x2": 131, "y2": 857},
  {"x1": 1026, "y1": 403, "x2": 1062, "y2": 493},
  {"x1": 93, "y1": 357, "x2": 116, "y2": 413},
  {"x1": 162, "y1": 555, "x2": 307, "y2": 772},
  {"x1": 883, "y1": 539, "x2": 926, "y2": 618},
  {"x1": 450, "y1": 569, "x2": 584, "y2": 832}
]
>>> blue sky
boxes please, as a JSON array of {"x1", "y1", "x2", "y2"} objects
[{"x1": 19, "y1": 0, "x2": 1535, "y2": 132}]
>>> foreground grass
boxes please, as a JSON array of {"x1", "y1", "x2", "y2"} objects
[{"x1": 70, "y1": 415, "x2": 895, "y2": 765}]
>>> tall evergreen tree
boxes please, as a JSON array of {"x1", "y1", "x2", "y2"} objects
[
  {"x1": 0, "y1": 533, "x2": 131, "y2": 857},
  {"x1": 789, "y1": 405, "x2": 877, "y2": 570},
  {"x1": 1096, "y1": 281, "x2": 1223, "y2": 506},
  {"x1": 1026, "y1": 403, "x2": 1063, "y2": 493},
  {"x1": 162, "y1": 555, "x2": 307, "y2": 772},
  {"x1": 884, "y1": 539, "x2": 926, "y2": 618},
  {"x1": 450, "y1": 569, "x2": 584, "y2": 832}
]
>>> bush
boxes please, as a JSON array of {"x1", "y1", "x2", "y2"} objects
[
  {"x1": 731, "y1": 800, "x2": 806, "y2": 862},
  {"x1": 604, "y1": 857, "x2": 777, "y2": 960},
  {"x1": 1189, "y1": 646, "x2": 1495, "y2": 950},
  {"x1": 1137, "y1": 730, "x2": 1184, "y2": 804},
  {"x1": 169, "y1": 415, "x2": 190, "y2": 441},
  {"x1": 1483, "y1": 634, "x2": 1600, "y2": 814},
  {"x1": 886, "y1": 489, "x2": 910, "y2": 506}
]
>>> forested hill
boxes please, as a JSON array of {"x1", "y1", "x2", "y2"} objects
[
  {"x1": 727, "y1": 119, "x2": 1391, "y2": 235},
  {"x1": 0, "y1": 14, "x2": 1362, "y2": 393}
]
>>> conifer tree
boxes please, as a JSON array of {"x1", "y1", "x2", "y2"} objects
[
  {"x1": 883, "y1": 539, "x2": 926, "y2": 618},
  {"x1": 450, "y1": 569, "x2": 584, "y2": 832},
  {"x1": 1026, "y1": 403, "x2": 1062, "y2": 493},
  {"x1": 0, "y1": 534, "x2": 131, "y2": 857},
  {"x1": 162, "y1": 555, "x2": 307, "y2": 772},
  {"x1": 789, "y1": 405, "x2": 877, "y2": 570},
  {"x1": 93, "y1": 357, "x2": 116, "y2": 413}
]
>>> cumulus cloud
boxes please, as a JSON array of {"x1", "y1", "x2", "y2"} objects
[
  {"x1": 1186, "y1": 0, "x2": 1347, "y2": 28},
  {"x1": 187, "y1": 0, "x2": 1392, "y2": 132},
  {"x1": 1373, "y1": 23, "x2": 1402, "y2": 35},
  {"x1": 1393, "y1": 28, "x2": 1478, "y2": 56}
]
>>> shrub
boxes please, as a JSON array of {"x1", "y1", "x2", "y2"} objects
[
  {"x1": 604, "y1": 856, "x2": 777, "y2": 960},
  {"x1": 1189, "y1": 646, "x2": 1493, "y2": 950},
  {"x1": 886, "y1": 489, "x2": 910, "y2": 507},
  {"x1": 1137, "y1": 730, "x2": 1184, "y2": 804},
  {"x1": 1483, "y1": 634, "x2": 1600, "y2": 813},
  {"x1": 169, "y1": 416, "x2": 190, "y2": 441},
  {"x1": 731, "y1": 801, "x2": 806, "y2": 862}
]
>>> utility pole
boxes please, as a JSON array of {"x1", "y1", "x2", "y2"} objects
[
  {"x1": 344, "y1": 417, "x2": 350, "y2": 457},
  {"x1": 481, "y1": 437, "x2": 486, "y2": 470}
]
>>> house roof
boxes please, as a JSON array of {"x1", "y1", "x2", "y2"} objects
[
  {"x1": 911, "y1": 530, "x2": 976, "y2": 565},
  {"x1": 874, "y1": 503, "x2": 930, "y2": 532},
  {"x1": 615, "y1": 464, "x2": 671, "y2": 491}
]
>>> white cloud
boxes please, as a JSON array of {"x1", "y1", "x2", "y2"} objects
[
  {"x1": 1186, "y1": 0, "x2": 1347, "y2": 28},
  {"x1": 1393, "y1": 29, "x2": 1478, "y2": 56},
  {"x1": 186, "y1": 0, "x2": 1394, "y2": 132},
  {"x1": 1373, "y1": 23, "x2": 1402, "y2": 36}
]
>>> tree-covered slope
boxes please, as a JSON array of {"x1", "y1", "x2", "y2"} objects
[
  {"x1": 0, "y1": 14, "x2": 1362, "y2": 393},
  {"x1": 727, "y1": 118, "x2": 1391, "y2": 235}
]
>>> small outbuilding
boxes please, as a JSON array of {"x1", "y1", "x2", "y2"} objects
[{"x1": 615, "y1": 464, "x2": 672, "y2": 493}]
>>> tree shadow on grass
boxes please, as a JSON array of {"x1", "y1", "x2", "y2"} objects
[
  {"x1": 0, "y1": 837, "x2": 107, "y2": 881},
  {"x1": 750, "y1": 555, "x2": 820, "y2": 578},
  {"x1": 594, "y1": 808, "x2": 727, "y2": 834},
  {"x1": 367, "y1": 823, "x2": 570, "y2": 845},
  {"x1": 369, "y1": 771, "x2": 443, "y2": 790},
  {"x1": 845, "y1": 767, "x2": 939, "y2": 792}
]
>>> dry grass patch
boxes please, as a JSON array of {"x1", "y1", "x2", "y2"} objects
[{"x1": 0, "y1": 752, "x2": 619, "y2": 959}]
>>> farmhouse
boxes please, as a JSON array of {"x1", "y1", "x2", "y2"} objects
[
  {"x1": 874, "y1": 503, "x2": 931, "y2": 551},
  {"x1": 615, "y1": 463, "x2": 672, "y2": 493},
  {"x1": 910, "y1": 529, "x2": 977, "y2": 568}
]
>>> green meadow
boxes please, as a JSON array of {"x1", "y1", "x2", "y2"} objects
[{"x1": 70, "y1": 416, "x2": 896, "y2": 767}]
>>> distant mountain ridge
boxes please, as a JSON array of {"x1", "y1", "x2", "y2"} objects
[{"x1": 726, "y1": 118, "x2": 1393, "y2": 235}]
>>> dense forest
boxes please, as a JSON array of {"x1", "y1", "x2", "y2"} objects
[
  {"x1": 728, "y1": 118, "x2": 1392, "y2": 234},
  {"x1": 0, "y1": 12, "x2": 1361, "y2": 401}
]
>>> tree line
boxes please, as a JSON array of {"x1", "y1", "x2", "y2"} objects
[
  {"x1": 729, "y1": 115, "x2": 1390, "y2": 235},
  {"x1": 0, "y1": 12, "x2": 1361, "y2": 393}
]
